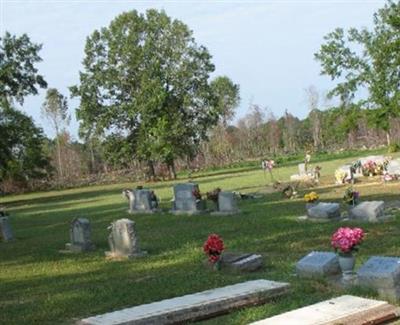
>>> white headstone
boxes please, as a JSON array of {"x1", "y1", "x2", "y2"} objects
[
  {"x1": 298, "y1": 163, "x2": 306, "y2": 176},
  {"x1": 65, "y1": 218, "x2": 95, "y2": 252},
  {"x1": 350, "y1": 201, "x2": 385, "y2": 222},
  {"x1": 296, "y1": 251, "x2": 340, "y2": 278},
  {"x1": 387, "y1": 160, "x2": 400, "y2": 176},
  {"x1": 105, "y1": 219, "x2": 146, "y2": 259},
  {"x1": 172, "y1": 183, "x2": 205, "y2": 214}
]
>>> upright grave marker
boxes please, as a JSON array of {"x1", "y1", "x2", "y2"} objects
[
  {"x1": 123, "y1": 189, "x2": 159, "y2": 214},
  {"x1": 171, "y1": 183, "x2": 206, "y2": 215},
  {"x1": 211, "y1": 191, "x2": 240, "y2": 215},
  {"x1": 65, "y1": 218, "x2": 95, "y2": 252},
  {"x1": 0, "y1": 216, "x2": 14, "y2": 242}
]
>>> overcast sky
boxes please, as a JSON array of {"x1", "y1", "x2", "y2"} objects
[{"x1": 2, "y1": 0, "x2": 384, "y2": 139}]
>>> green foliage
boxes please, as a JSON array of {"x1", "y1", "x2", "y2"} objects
[
  {"x1": 388, "y1": 143, "x2": 400, "y2": 153},
  {"x1": 315, "y1": 1, "x2": 400, "y2": 143},
  {"x1": 71, "y1": 9, "x2": 228, "y2": 168},
  {"x1": 0, "y1": 32, "x2": 47, "y2": 105},
  {"x1": 0, "y1": 102, "x2": 51, "y2": 189},
  {"x1": 210, "y1": 76, "x2": 240, "y2": 125}
]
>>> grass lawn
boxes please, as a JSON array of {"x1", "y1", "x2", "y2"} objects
[{"x1": 2, "y1": 152, "x2": 400, "y2": 324}]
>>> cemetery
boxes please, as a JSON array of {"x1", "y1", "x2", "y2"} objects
[
  {"x1": 3, "y1": 151, "x2": 400, "y2": 324},
  {"x1": 2, "y1": 1, "x2": 400, "y2": 324}
]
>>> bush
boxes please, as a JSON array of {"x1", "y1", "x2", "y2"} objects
[{"x1": 388, "y1": 143, "x2": 400, "y2": 153}]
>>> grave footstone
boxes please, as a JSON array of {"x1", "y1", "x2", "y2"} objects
[
  {"x1": 79, "y1": 279, "x2": 290, "y2": 325},
  {"x1": 306, "y1": 202, "x2": 341, "y2": 221},
  {"x1": 250, "y1": 295, "x2": 400, "y2": 325},
  {"x1": 296, "y1": 251, "x2": 340, "y2": 278},
  {"x1": 105, "y1": 218, "x2": 147, "y2": 259},
  {"x1": 0, "y1": 216, "x2": 14, "y2": 242},
  {"x1": 349, "y1": 201, "x2": 385, "y2": 222},
  {"x1": 65, "y1": 218, "x2": 95, "y2": 252},
  {"x1": 357, "y1": 256, "x2": 400, "y2": 301},
  {"x1": 211, "y1": 192, "x2": 240, "y2": 215},
  {"x1": 171, "y1": 183, "x2": 206, "y2": 215},
  {"x1": 220, "y1": 252, "x2": 263, "y2": 272}
]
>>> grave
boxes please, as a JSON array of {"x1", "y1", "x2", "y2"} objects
[
  {"x1": 0, "y1": 216, "x2": 14, "y2": 242},
  {"x1": 79, "y1": 279, "x2": 290, "y2": 325},
  {"x1": 211, "y1": 192, "x2": 240, "y2": 215},
  {"x1": 357, "y1": 256, "x2": 400, "y2": 301},
  {"x1": 306, "y1": 202, "x2": 341, "y2": 221},
  {"x1": 349, "y1": 201, "x2": 386, "y2": 222},
  {"x1": 65, "y1": 218, "x2": 95, "y2": 252},
  {"x1": 296, "y1": 251, "x2": 340, "y2": 278},
  {"x1": 298, "y1": 163, "x2": 306, "y2": 176},
  {"x1": 171, "y1": 183, "x2": 206, "y2": 215},
  {"x1": 123, "y1": 189, "x2": 159, "y2": 214},
  {"x1": 220, "y1": 252, "x2": 263, "y2": 272},
  {"x1": 387, "y1": 159, "x2": 400, "y2": 176},
  {"x1": 250, "y1": 295, "x2": 400, "y2": 325},
  {"x1": 105, "y1": 218, "x2": 147, "y2": 259}
]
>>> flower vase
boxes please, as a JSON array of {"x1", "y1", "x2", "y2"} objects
[
  {"x1": 338, "y1": 253, "x2": 356, "y2": 282},
  {"x1": 213, "y1": 259, "x2": 221, "y2": 271}
]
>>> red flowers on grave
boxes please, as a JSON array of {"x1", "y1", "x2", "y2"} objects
[
  {"x1": 203, "y1": 234, "x2": 224, "y2": 263},
  {"x1": 331, "y1": 227, "x2": 364, "y2": 255}
]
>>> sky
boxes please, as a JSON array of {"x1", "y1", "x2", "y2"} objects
[{"x1": 1, "y1": 0, "x2": 385, "y2": 139}]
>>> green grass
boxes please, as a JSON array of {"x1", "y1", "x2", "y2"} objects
[{"x1": 2, "y1": 151, "x2": 400, "y2": 324}]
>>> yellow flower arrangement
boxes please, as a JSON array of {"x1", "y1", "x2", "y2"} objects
[
  {"x1": 335, "y1": 169, "x2": 347, "y2": 184},
  {"x1": 304, "y1": 191, "x2": 319, "y2": 203}
]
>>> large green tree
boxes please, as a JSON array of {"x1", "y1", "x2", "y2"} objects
[
  {"x1": 71, "y1": 9, "x2": 230, "y2": 179},
  {"x1": 315, "y1": 1, "x2": 400, "y2": 145},
  {"x1": 0, "y1": 32, "x2": 50, "y2": 191},
  {"x1": 0, "y1": 32, "x2": 47, "y2": 105}
]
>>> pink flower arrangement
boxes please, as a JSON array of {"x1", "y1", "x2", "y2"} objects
[{"x1": 331, "y1": 227, "x2": 364, "y2": 255}]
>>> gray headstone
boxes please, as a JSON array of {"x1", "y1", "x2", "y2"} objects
[
  {"x1": 306, "y1": 202, "x2": 341, "y2": 221},
  {"x1": 80, "y1": 279, "x2": 290, "y2": 325},
  {"x1": 0, "y1": 217, "x2": 14, "y2": 242},
  {"x1": 105, "y1": 218, "x2": 146, "y2": 259},
  {"x1": 172, "y1": 183, "x2": 205, "y2": 214},
  {"x1": 296, "y1": 251, "x2": 340, "y2": 278},
  {"x1": 212, "y1": 192, "x2": 239, "y2": 215},
  {"x1": 298, "y1": 163, "x2": 306, "y2": 176},
  {"x1": 357, "y1": 256, "x2": 400, "y2": 301},
  {"x1": 65, "y1": 218, "x2": 95, "y2": 252},
  {"x1": 133, "y1": 189, "x2": 157, "y2": 213},
  {"x1": 387, "y1": 160, "x2": 400, "y2": 176},
  {"x1": 220, "y1": 252, "x2": 263, "y2": 272},
  {"x1": 350, "y1": 201, "x2": 385, "y2": 222}
]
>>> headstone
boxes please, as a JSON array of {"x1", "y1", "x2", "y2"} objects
[
  {"x1": 220, "y1": 252, "x2": 263, "y2": 272},
  {"x1": 125, "y1": 189, "x2": 158, "y2": 214},
  {"x1": 171, "y1": 183, "x2": 205, "y2": 215},
  {"x1": 249, "y1": 295, "x2": 400, "y2": 325},
  {"x1": 387, "y1": 160, "x2": 400, "y2": 176},
  {"x1": 298, "y1": 163, "x2": 306, "y2": 176},
  {"x1": 105, "y1": 218, "x2": 147, "y2": 259},
  {"x1": 357, "y1": 256, "x2": 400, "y2": 301},
  {"x1": 0, "y1": 217, "x2": 14, "y2": 242},
  {"x1": 296, "y1": 251, "x2": 340, "y2": 278},
  {"x1": 79, "y1": 279, "x2": 290, "y2": 325},
  {"x1": 211, "y1": 192, "x2": 239, "y2": 215},
  {"x1": 306, "y1": 202, "x2": 341, "y2": 221},
  {"x1": 65, "y1": 218, "x2": 95, "y2": 252},
  {"x1": 349, "y1": 201, "x2": 385, "y2": 222}
]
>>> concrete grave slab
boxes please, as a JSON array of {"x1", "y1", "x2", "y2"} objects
[
  {"x1": 250, "y1": 295, "x2": 400, "y2": 325},
  {"x1": 79, "y1": 279, "x2": 290, "y2": 325},
  {"x1": 220, "y1": 252, "x2": 263, "y2": 272},
  {"x1": 349, "y1": 201, "x2": 386, "y2": 222},
  {"x1": 306, "y1": 202, "x2": 341, "y2": 221},
  {"x1": 296, "y1": 251, "x2": 340, "y2": 279}
]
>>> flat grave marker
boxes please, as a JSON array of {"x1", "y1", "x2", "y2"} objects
[{"x1": 296, "y1": 251, "x2": 340, "y2": 278}]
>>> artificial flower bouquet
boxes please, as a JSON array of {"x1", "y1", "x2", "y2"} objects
[
  {"x1": 343, "y1": 187, "x2": 359, "y2": 205},
  {"x1": 331, "y1": 227, "x2": 364, "y2": 256},
  {"x1": 203, "y1": 234, "x2": 224, "y2": 264},
  {"x1": 304, "y1": 191, "x2": 319, "y2": 203}
]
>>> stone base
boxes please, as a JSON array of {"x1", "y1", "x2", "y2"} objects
[
  {"x1": 170, "y1": 210, "x2": 205, "y2": 216},
  {"x1": 105, "y1": 250, "x2": 148, "y2": 260},
  {"x1": 128, "y1": 209, "x2": 161, "y2": 214},
  {"x1": 220, "y1": 252, "x2": 263, "y2": 272},
  {"x1": 65, "y1": 243, "x2": 96, "y2": 253},
  {"x1": 210, "y1": 210, "x2": 241, "y2": 216}
]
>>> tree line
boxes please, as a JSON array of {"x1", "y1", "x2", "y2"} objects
[{"x1": 1, "y1": 2, "x2": 399, "y2": 193}]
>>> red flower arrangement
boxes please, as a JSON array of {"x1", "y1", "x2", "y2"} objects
[
  {"x1": 331, "y1": 227, "x2": 364, "y2": 255},
  {"x1": 203, "y1": 234, "x2": 224, "y2": 263}
]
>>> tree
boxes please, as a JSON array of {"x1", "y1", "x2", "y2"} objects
[
  {"x1": 305, "y1": 85, "x2": 322, "y2": 149},
  {"x1": 315, "y1": 1, "x2": 400, "y2": 145},
  {"x1": 41, "y1": 88, "x2": 70, "y2": 180},
  {"x1": 71, "y1": 9, "x2": 228, "y2": 179},
  {"x1": 210, "y1": 76, "x2": 240, "y2": 126},
  {"x1": 0, "y1": 32, "x2": 47, "y2": 105}
]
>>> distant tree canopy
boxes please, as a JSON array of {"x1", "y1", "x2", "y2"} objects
[
  {"x1": 71, "y1": 9, "x2": 239, "y2": 178},
  {"x1": 315, "y1": 0, "x2": 400, "y2": 145}
]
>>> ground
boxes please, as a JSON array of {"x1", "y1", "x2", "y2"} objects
[{"x1": 1, "y1": 151, "x2": 400, "y2": 324}]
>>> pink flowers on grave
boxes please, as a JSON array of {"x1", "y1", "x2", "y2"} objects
[{"x1": 331, "y1": 227, "x2": 364, "y2": 254}]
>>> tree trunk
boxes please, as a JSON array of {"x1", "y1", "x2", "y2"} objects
[
  {"x1": 386, "y1": 131, "x2": 391, "y2": 146},
  {"x1": 147, "y1": 160, "x2": 155, "y2": 180},
  {"x1": 56, "y1": 133, "x2": 63, "y2": 181},
  {"x1": 168, "y1": 160, "x2": 177, "y2": 180}
]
